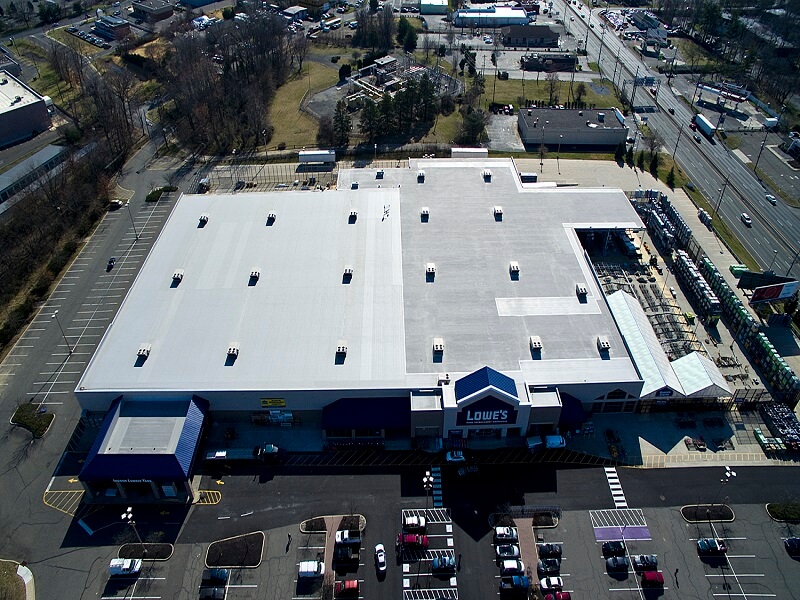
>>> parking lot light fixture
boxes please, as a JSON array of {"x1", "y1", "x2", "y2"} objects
[
  {"x1": 52, "y1": 310, "x2": 72, "y2": 354},
  {"x1": 423, "y1": 471, "x2": 434, "y2": 521},
  {"x1": 127, "y1": 203, "x2": 140, "y2": 241},
  {"x1": 122, "y1": 506, "x2": 145, "y2": 549}
]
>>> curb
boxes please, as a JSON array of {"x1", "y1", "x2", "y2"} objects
[
  {"x1": 679, "y1": 504, "x2": 735, "y2": 523},
  {"x1": 0, "y1": 559, "x2": 34, "y2": 600},
  {"x1": 765, "y1": 503, "x2": 800, "y2": 523},
  {"x1": 118, "y1": 543, "x2": 174, "y2": 562},
  {"x1": 299, "y1": 514, "x2": 366, "y2": 534},
  {"x1": 204, "y1": 531, "x2": 265, "y2": 569}
]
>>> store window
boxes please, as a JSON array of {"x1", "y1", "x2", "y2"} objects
[
  {"x1": 623, "y1": 401, "x2": 637, "y2": 413},
  {"x1": 606, "y1": 389, "x2": 628, "y2": 400},
  {"x1": 326, "y1": 428, "x2": 352, "y2": 438},
  {"x1": 603, "y1": 401, "x2": 624, "y2": 413},
  {"x1": 354, "y1": 428, "x2": 382, "y2": 438}
]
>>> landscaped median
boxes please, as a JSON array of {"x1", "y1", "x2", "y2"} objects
[
  {"x1": 206, "y1": 531, "x2": 265, "y2": 568},
  {"x1": 680, "y1": 504, "x2": 735, "y2": 523},
  {"x1": 299, "y1": 514, "x2": 366, "y2": 534},
  {"x1": 10, "y1": 402, "x2": 55, "y2": 439},
  {"x1": 0, "y1": 560, "x2": 26, "y2": 600},
  {"x1": 119, "y1": 543, "x2": 174, "y2": 561},
  {"x1": 766, "y1": 502, "x2": 800, "y2": 523}
]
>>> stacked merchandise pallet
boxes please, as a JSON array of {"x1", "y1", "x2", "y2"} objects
[
  {"x1": 699, "y1": 257, "x2": 800, "y2": 404},
  {"x1": 673, "y1": 250, "x2": 721, "y2": 324},
  {"x1": 660, "y1": 196, "x2": 692, "y2": 247},
  {"x1": 645, "y1": 206, "x2": 676, "y2": 250},
  {"x1": 760, "y1": 403, "x2": 800, "y2": 451}
]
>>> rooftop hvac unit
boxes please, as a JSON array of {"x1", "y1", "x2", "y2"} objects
[
  {"x1": 250, "y1": 269, "x2": 260, "y2": 280},
  {"x1": 417, "y1": 170, "x2": 425, "y2": 183},
  {"x1": 509, "y1": 261, "x2": 520, "y2": 274},
  {"x1": 438, "y1": 373, "x2": 451, "y2": 385},
  {"x1": 576, "y1": 283, "x2": 588, "y2": 296},
  {"x1": 493, "y1": 205, "x2": 504, "y2": 217},
  {"x1": 420, "y1": 207, "x2": 430, "y2": 218},
  {"x1": 426, "y1": 262, "x2": 436, "y2": 274},
  {"x1": 343, "y1": 266, "x2": 353, "y2": 276},
  {"x1": 483, "y1": 169, "x2": 492, "y2": 182},
  {"x1": 267, "y1": 212, "x2": 276, "y2": 224},
  {"x1": 227, "y1": 343, "x2": 240, "y2": 357},
  {"x1": 529, "y1": 336, "x2": 543, "y2": 351},
  {"x1": 432, "y1": 337, "x2": 445, "y2": 353},
  {"x1": 351, "y1": 181, "x2": 359, "y2": 189},
  {"x1": 376, "y1": 169, "x2": 384, "y2": 179},
  {"x1": 349, "y1": 210, "x2": 358, "y2": 223},
  {"x1": 597, "y1": 336, "x2": 611, "y2": 352},
  {"x1": 172, "y1": 269, "x2": 184, "y2": 282},
  {"x1": 336, "y1": 340, "x2": 348, "y2": 355},
  {"x1": 199, "y1": 213, "x2": 209, "y2": 226},
  {"x1": 137, "y1": 344, "x2": 152, "y2": 357}
]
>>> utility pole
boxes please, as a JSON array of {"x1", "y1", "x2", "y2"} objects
[
  {"x1": 673, "y1": 124, "x2": 683, "y2": 157},
  {"x1": 631, "y1": 65, "x2": 640, "y2": 114}
]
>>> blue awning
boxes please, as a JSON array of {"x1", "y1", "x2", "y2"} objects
[
  {"x1": 322, "y1": 397, "x2": 410, "y2": 430},
  {"x1": 80, "y1": 395, "x2": 208, "y2": 482},
  {"x1": 455, "y1": 366, "x2": 518, "y2": 401}
]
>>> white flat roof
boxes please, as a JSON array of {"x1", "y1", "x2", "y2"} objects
[
  {"x1": 78, "y1": 159, "x2": 644, "y2": 397},
  {"x1": 0, "y1": 71, "x2": 44, "y2": 116}
]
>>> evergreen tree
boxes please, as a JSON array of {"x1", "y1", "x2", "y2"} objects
[
  {"x1": 417, "y1": 74, "x2": 436, "y2": 123},
  {"x1": 369, "y1": 0, "x2": 378, "y2": 11},
  {"x1": 316, "y1": 115, "x2": 335, "y2": 147},
  {"x1": 397, "y1": 17, "x2": 410, "y2": 44},
  {"x1": 649, "y1": 152, "x2": 660, "y2": 177},
  {"x1": 378, "y1": 93, "x2": 395, "y2": 137},
  {"x1": 614, "y1": 142, "x2": 625, "y2": 163},
  {"x1": 625, "y1": 146, "x2": 634, "y2": 166},
  {"x1": 360, "y1": 99, "x2": 381, "y2": 143},
  {"x1": 637, "y1": 151, "x2": 645, "y2": 171},
  {"x1": 333, "y1": 100, "x2": 352, "y2": 147},
  {"x1": 458, "y1": 109, "x2": 487, "y2": 144},
  {"x1": 666, "y1": 166, "x2": 676, "y2": 189},
  {"x1": 403, "y1": 28, "x2": 417, "y2": 53}
]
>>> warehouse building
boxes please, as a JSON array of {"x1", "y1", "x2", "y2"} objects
[
  {"x1": 420, "y1": 0, "x2": 448, "y2": 14},
  {"x1": 94, "y1": 15, "x2": 132, "y2": 40},
  {"x1": 131, "y1": 0, "x2": 174, "y2": 23},
  {"x1": 76, "y1": 158, "x2": 734, "y2": 502},
  {"x1": 518, "y1": 107, "x2": 629, "y2": 149},
  {"x1": 0, "y1": 71, "x2": 51, "y2": 148},
  {"x1": 453, "y1": 6, "x2": 529, "y2": 28},
  {"x1": 501, "y1": 24, "x2": 559, "y2": 48}
]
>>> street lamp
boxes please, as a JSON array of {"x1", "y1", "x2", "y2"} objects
[
  {"x1": 557, "y1": 135, "x2": 563, "y2": 174},
  {"x1": 710, "y1": 466, "x2": 736, "y2": 520},
  {"x1": 423, "y1": 471, "x2": 434, "y2": 521},
  {"x1": 754, "y1": 104, "x2": 786, "y2": 176},
  {"x1": 121, "y1": 506, "x2": 145, "y2": 545},
  {"x1": 52, "y1": 310, "x2": 72, "y2": 354},
  {"x1": 673, "y1": 124, "x2": 684, "y2": 158},
  {"x1": 126, "y1": 203, "x2": 139, "y2": 241},
  {"x1": 767, "y1": 250, "x2": 778, "y2": 273},
  {"x1": 787, "y1": 248, "x2": 800, "y2": 277}
]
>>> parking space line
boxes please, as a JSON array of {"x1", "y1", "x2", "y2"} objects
[
  {"x1": 711, "y1": 595, "x2": 775, "y2": 598},
  {"x1": 706, "y1": 574, "x2": 764, "y2": 577},
  {"x1": 726, "y1": 555, "x2": 757, "y2": 558}
]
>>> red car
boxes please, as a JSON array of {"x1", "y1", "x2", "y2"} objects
[
  {"x1": 544, "y1": 593, "x2": 571, "y2": 600},
  {"x1": 397, "y1": 533, "x2": 429, "y2": 549},
  {"x1": 690, "y1": 122, "x2": 697, "y2": 131}
]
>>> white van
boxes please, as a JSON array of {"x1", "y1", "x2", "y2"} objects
[
  {"x1": 109, "y1": 558, "x2": 142, "y2": 576},
  {"x1": 298, "y1": 560, "x2": 325, "y2": 578}
]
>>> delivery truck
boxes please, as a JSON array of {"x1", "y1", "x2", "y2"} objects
[{"x1": 693, "y1": 114, "x2": 717, "y2": 138}]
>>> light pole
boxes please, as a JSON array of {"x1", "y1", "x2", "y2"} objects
[
  {"x1": 126, "y1": 203, "x2": 139, "y2": 241},
  {"x1": 423, "y1": 471, "x2": 434, "y2": 521},
  {"x1": 713, "y1": 176, "x2": 729, "y2": 223},
  {"x1": 767, "y1": 250, "x2": 778, "y2": 273},
  {"x1": 710, "y1": 466, "x2": 736, "y2": 520},
  {"x1": 673, "y1": 124, "x2": 683, "y2": 158},
  {"x1": 262, "y1": 129, "x2": 268, "y2": 160},
  {"x1": 52, "y1": 310, "x2": 72, "y2": 354},
  {"x1": 557, "y1": 135, "x2": 562, "y2": 174},
  {"x1": 121, "y1": 506, "x2": 145, "y2": 546},
  {"x1": 787, "y1": 249, "x2": 800, "y2": 277},
  {"x1": 754, "y1": 104, "x2": 786, "y2": 176},
  {"x1": 597, "y1": 26, "x2": 606, "y2": 79}
]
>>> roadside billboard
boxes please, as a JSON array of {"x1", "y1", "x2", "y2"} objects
[{"x1": 750, "y1": 281, "x2": 799, "y2": 305}]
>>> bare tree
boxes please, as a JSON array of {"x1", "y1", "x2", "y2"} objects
[
  {"x1": 422, "y1": 33, "x2": 435, "y2": 62},
  {"x1": 645, "y1": 130, "x2": 664, "y2": 157},
  {"x1": 546, "y1": 72, "x2": 560, "y2": 105}
]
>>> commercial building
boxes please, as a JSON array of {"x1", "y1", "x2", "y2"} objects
[
  {"x1": 282, "y1": 5, "x2": 308, "y2": 21},
  {"x1": 0, "y1": 144, "x2": 67, "y2": 206},
  {"x1": 76, "y1": 158, "x2": 665, "y2": 501},
  {"x1": 131, "y1": 0, "x2": 174, "y2": 23},
  {"x1": 298, "y1": 0, "x2": 327, "y2": 19},
  {"x1": 453, "y1": 6, "x2": 529, "y2": 28},
  {"x1": 420, "y1": 0, "x2": 448, "y2": 15},
  {"x1": 93, "y1": 15, "x2": 132, "y2": 40},
  {"x1": 501, "y1": 24, "x2": 559, "y2": 48},
  {"x1": 520, "y1": 52, "x2": 577, "y2": 72},
  {"x1": 0, "y1": 55, "x2": 21, "y2": 78},
  {"x1": 517, "y1": 107, "x2": 629, "y2": 148},
  {"x1": 0, "y1": 71, "x2": 51, "y2": 149}
]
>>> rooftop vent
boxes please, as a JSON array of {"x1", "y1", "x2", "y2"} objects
[
  {"x1": 227, "y1": 343, "x2": 240, "y2": 357},
  {"x1": 250, "y1": 269, "x2": 260, "y2": 280},
  {"x1": 137, "y1": 343, "x2": 152, "y2": 358},
  {"x1": 351, "y1": 181, "x2": 359, "y2": 189},
  {"x1": 420, "y1": 207, "x2": 430, "y2": 222},
  {"x1": 336, "y1": 340, "x2": 348, "y2": 355},
  {"x1": 343, "y1": 266, "x2": 354, "y2": 283},
  {"x1": 438, "y1": 373, "x2": 451, "y2": 385},
  {"x1": 376, "y1": 169, "x2": 384, "y2": 179},
  {"x1": 576, "y1": 283, "x2": 588, "y2": 297},
  {"x1": 426, "y1": 262, "x2": 436, "y2": 274},
  {"x1": 598, "y1": 112, "x2": 605, "y2": 122},
  {"x1": 509, "y1": 260, "x2": 520, "y2": 275},
  {"x1": 483, "y1": 169, "x2": 493, "y2": 182},
  {"x1": 266, "y1": 212, "x2": 276, "y2": 225},
  {"x1": 493, "y1": 206, "x2": 504, "y2": 221},
  {"x1": 529, "y1": 336, "x2": 543, "y2": 351},
  {"x1": 432, "y1": 337, "x2": 445, "y2": 353},
  {"x1": 597, "y1": 336, "x2": 611, "y2": 353},
  {"x1": 417, "y1": 170, "x2": 425, "y2": 183},
  {"x1": 199, "y1": 213, "x2": 209, "y2": 227},
  {"x1": 172, "y1": 269, "x2": 184, "y2": 282}
]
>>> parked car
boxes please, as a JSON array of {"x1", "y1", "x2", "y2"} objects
[
  {"x1": 602, "y1": 540, "x2": 626, "y2": 556},
  {"x1": 201, "y1": 569, "x2": 229, "y2": 586},
  {"x1": 495, "y1": 527, "x2": 519, "y2": 542},
  {"x1": 544, "y1": 594, "x2": 571, "y2": 600},
  {"x1": 334, "y1": 580, "x2": 359, "y2": 597},
  {"x1": 199, "y1": 587, "x2": 225, "y2": 599},
  {"x1": 298, "y1": 560, "x2": 325, "y2": 577},
  {"x1": 445, "y1": 450, "x2": 465, "y2": 463},
  {"x1": 374, "y1": 543, "x2": 387, "y2": 572},
  {"x1": 539, "y1": 577, "x2": 564, "y2": 591},
  {"x1": 632, "y1": 555, "x2": 657, "y2": 571},
  {"x1": 537, "y1": 558, "x2": 561, "y2": 575},
  {"x1": 108, "y1": 558, "x2": 142, "y2": 576},
  {"x1": 403, "y1": 515, "x2": 426, "y2": 531},
  {"x1": 641, "y1": 571, "x2": 664, "y2": 587},
  {"x1": 107, "y1": 257, "x2": 116, "y2": 271},
  {"x1": 606, "y1": 556, "x2": 630, "y2": 572},
  {"x1": 499, "y1": 559, "x2": 525, "y2": 575},
  {"x1": 432, "y1": 555, "x2": 456, "y2": 572},
  {"x1": 537, "y1": 543, "x2": 562, "y2": 558},
  {"x1": 697, "y1": 538, "x2": 727, "y2": 555},
  {"x1": 496, "y1": 545, "x2": 521, "y2": 560},
  {"x1": 397, "y1": 533, "x2": 429, "y2": 549},
  {"x1": 784, "y1": 537, "x2": 800, "y2": 556},
  {"x1": 740, "y1": 212, "x2": 752, "y2": 227}
]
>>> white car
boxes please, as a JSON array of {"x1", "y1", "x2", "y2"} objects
[
  {"x1": 740, "y1": 212, "x2": 752, "y2": 226},
  {"x1": 445, "y1": 451, "x2": 465, "y2": 463},
  {"x1": 495, "y1": 526, "x2": 519, "y2": 542},
  {"x1": 108, "y1": 558, "x2": 142, "y2": 576},
  {"x1": 375, "y1": 544, "x2": 387, "y2": 572},
  {"x1": 766, "y1": 194, "x2": 777, "y2": 205},
  {"x1": 540, "y1": 576, "x2": 564, "y2": 591}
]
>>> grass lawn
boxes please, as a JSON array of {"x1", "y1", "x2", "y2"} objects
[
  {"x1": 268, "y1": 61, "x2": 339, "y2": 149},
  {"x1": 767, "y1": 502, "x2": 800, "y2": 522},
  {"x1": 483, "y1": 75, "x2": 616, "y2": 107},
  {"x1": 48, "y1": 28, "x2": 102, "y2": 56},
  {"x1": 419, "y1": 111, "x2": 461, "y2": 144},
  {"x1": 672, "y1": 38, "x2": 715, "y2": 66},
  {"x1": 11, "y1": 403, "x2": 54, "y2": 438},
  {"x1": 7, "y1": 39, "x2": 84, "y2": 107},
  {"x1": 0, "y1": 562, "x2": 24, "y2": 600}
]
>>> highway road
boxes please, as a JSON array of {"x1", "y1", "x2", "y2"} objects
[{"x1": 558, "y1": 0, "x2": 800, "y2": 278}]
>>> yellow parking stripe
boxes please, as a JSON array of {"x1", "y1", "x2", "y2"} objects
[{"x1": 43, "y1": 490, "x2": 84, "y2": 516}]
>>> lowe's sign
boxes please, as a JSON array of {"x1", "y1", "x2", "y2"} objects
[{"x1": 456, "y1": 396, "x2": 517, "y2": 426}]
